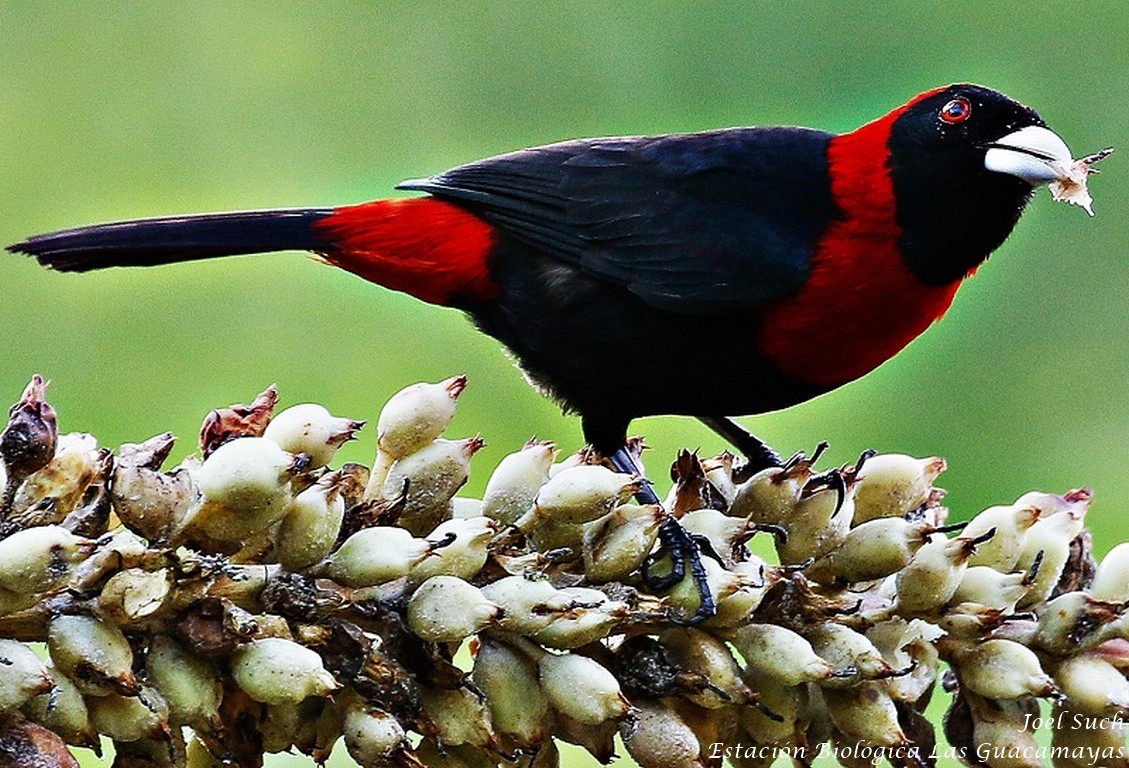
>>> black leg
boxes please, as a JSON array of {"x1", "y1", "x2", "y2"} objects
[
  {"x1": 699, "y1": 416, "x2": 783, "y2": 472},
  {"x1": 607, "y1": 446, "x2": 717, "y2": 624},
  {"x1": 607, "y1": 445, "x2": 662, "y2": 505}
]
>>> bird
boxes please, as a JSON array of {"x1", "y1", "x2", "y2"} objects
[{"x1": 8, "y1": 83, "x2": 1093, "y2": 621}]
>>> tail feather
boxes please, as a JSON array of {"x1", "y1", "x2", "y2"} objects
[
  {"x1": 316, "y1": 198, "x2": 500, "y2": 305},
  {"x1": 7, "y1": 208, "x2": 335, "y2": 272},
  {"x1": 9, "y1": 198, "x2": 502, "y2": 307}
]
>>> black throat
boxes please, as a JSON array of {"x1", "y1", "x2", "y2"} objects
[{"x1": 887, "y1": 132, "x2": 1037, "y2": 287}]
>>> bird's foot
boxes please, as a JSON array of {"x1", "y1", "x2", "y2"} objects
[
  {"x1": 606, "y1": 444, "x2": 718, "y2": 624},
  {"x1": 641, "y1": 522, "x2": 719, "y2": 624}
]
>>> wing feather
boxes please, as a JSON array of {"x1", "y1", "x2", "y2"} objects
[{"x1": 399, "y1": 127, "x2": 837, "y2": 313}]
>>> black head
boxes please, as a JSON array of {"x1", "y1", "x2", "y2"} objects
[{"x1": 886, "y1": 84, "x2": 1071, "y2": 285}]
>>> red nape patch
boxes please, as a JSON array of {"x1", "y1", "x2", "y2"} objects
[
  {"x1": 759, "y1": 89, "x2": 961, "y2": 387},
  {"x1": 315, "y1": 198, "x2": 500, "y2": 306}
]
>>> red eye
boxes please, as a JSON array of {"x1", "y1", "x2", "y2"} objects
[{"x1": 940, "y1": 97, "x2": 972, "y2": 124}]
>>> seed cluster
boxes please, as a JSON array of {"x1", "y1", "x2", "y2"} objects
[{"x1": 0, "y1": 374, "x2": 1124, "y2": 768}]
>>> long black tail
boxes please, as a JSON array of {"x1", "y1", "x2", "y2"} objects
[{"x1": 7, "y1": 208, "x2": 336, "y2": 272}]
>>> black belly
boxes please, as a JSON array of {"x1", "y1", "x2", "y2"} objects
[{"x1": 465, "y1": 239, "x2": 826, "y2": 452}]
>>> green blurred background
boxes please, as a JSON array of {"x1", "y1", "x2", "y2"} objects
[{"x1": 0, "y1": 3, "x2": 1125, "y2": 766}]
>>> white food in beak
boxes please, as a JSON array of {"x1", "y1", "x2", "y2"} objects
[
  {"x1": 984, "y1": 126, "x2": 1074, "y2": 185},
  {"x1": 985, "y1": 126, "x2": 1109, "y2": 216}
]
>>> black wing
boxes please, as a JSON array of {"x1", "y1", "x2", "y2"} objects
[{"x1": 398, "y1": 126, "x2": 837, "y2": 313}]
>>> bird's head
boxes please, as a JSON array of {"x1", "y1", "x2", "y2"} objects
[{"x1": 881, "y1": 84, "x2": 1090, "y2": 284}]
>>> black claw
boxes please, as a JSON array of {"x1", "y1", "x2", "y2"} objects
[
  {"x1": 809, "y1": 440, "x2": 830, "y2": 464},
  {"x1": 690, "y1": 533, "x2": 726, "y2": 565},
  {"x1": 968, "y1": 526, "x2": 998, "y2": 548},
  {"x1": 782, "y1": 556, "x2": 815, "y2": 573},
  {"x1": 749, "y1": 696, "x2": 786, "y2": 723},
  {"x1": 886, "y1": 660, "x2": 918, "y2": 679},
  {"x1": 779, "y1": 440, "x2": 830, "y2": 475},
  {"x1": 780, "y1": 450, "x2": 808, "y2": 472},
  {"x1": 754, "y1": 522, "x2": 789, "y2": 544},
  {"x1": 610, "y1": 444, "x2": 717, "y2": 624},
  {"x1": 802, "y1": 468, "x2": 847, "y2": 518},
  {"x1": 1024, "y1": 550, "x2": 1045, "y2": 584},
  {"x1": 829, "y1": 471, "x2": 847, "y2": 517},
  {"x1": 427, "y1": 531, "x2": 458, "y2": 551},
  {"x1": 676, "y1": 590, "x2": 718, "y2": 625},
  {"x1": 704, "y1": 681, "x2": 733, "y2": 701},
  {"x1": 639, "y1": 515, "x2": 715, "y2": 617},
  {"x1": 853, "y1": 447, "x2": 877, "y2": 473},
  {"x1": 604, "y1": 441, "x2": 663, "y2": 504}
]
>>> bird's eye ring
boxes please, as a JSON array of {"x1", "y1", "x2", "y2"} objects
[{"x1": 939, "y1": 97, "x2": 972, "y2": 124}]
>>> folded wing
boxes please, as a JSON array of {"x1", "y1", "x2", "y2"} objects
[{"x1": 399, "y1": 126, "x2": 836, "y2": 313}]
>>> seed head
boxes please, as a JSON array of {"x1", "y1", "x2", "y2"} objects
[
  {"x1": 0, "y1": 639, "x2": 53, "y2": 713},
  {"x1": 621, "y1": 699, "x2": 705, "y2": 768},
  {"x1": 538, "y1": 652, "x2": 629, "y2": 725},
  {"x1": 821, "y1": 681, "x2": 907, "y2": 747},
  {"x1": 520, "y1": 465, "x2": 641, "y2": 528},
  {"x1": 963, "y1": 502, "x2": 1040, "y2": 571},
  {"x1": 325, "y1": 525, "x2": 429, "y2": 586},
  {"x1": 343, "y1": 704, "x2": 412, "y2": 768},
  {"x1": 582, "y1": 503, "x2": 664, "y2": 583},
  {"x1": 380, "y1": 436, "x2": 483, "y2": 535},
  {"x1": 472, "y1": 636, "x2": 549, "y2": 748},
  {"x1": 1052, "y1": 653, "x2": 1129, "y2": 715},
  {"x1": 481, "y1": 441, "x2": 556, "y2": 526},
  {"x1": 407, "y1": 515, "x2": 496, "y2": 585},
  {"x1": 406, "y1": 575, "x2": 501, "y2": 643},
  {"x1": 0, "y1": 524, "x2": 93, "y2": 595},
  {"x1": 264, "y1": 402, "x2": 364, "y2": 468},
  {"x1": 729, "y1": 623, "x2": 835, "y2": 686},
  {"x1": 276, "y1": 470, "x2": 348, "y2": 571},
  {"x1": 20, "y1": 662, "x2": 97, "y2": 749},
  {"x1": 144, "y1": 636, "x2": 223, "y2": 731},
  {"x1": 230, "y1": 637, "x2": 340, "y2": 705},
  {"x1": 376, "y1": 376, "x2": 466, "y2": 460},
  {"x1": 852, "y1": 453, "x2": 945, "y2": 523},
  {"x1": 1091, "y1": 542, "x2": 1129, "y2": 603},
  {"x1": 47, "y1": 614, "x2": 138, "y2": 697},
  {"x1": 956, "y1": 638, "x2": 1057, "y2": 700},
  {"x1": 192, "y1": 436, "x2": 302, "y2": 542}
]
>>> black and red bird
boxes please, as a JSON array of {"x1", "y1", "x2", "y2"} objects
[
  {"x1": 7, "y1": 84, "x2": 1087, "y2": 451},
  {"x1": 8, "y1": 84, "x2": 1092, "y2": 618}
]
